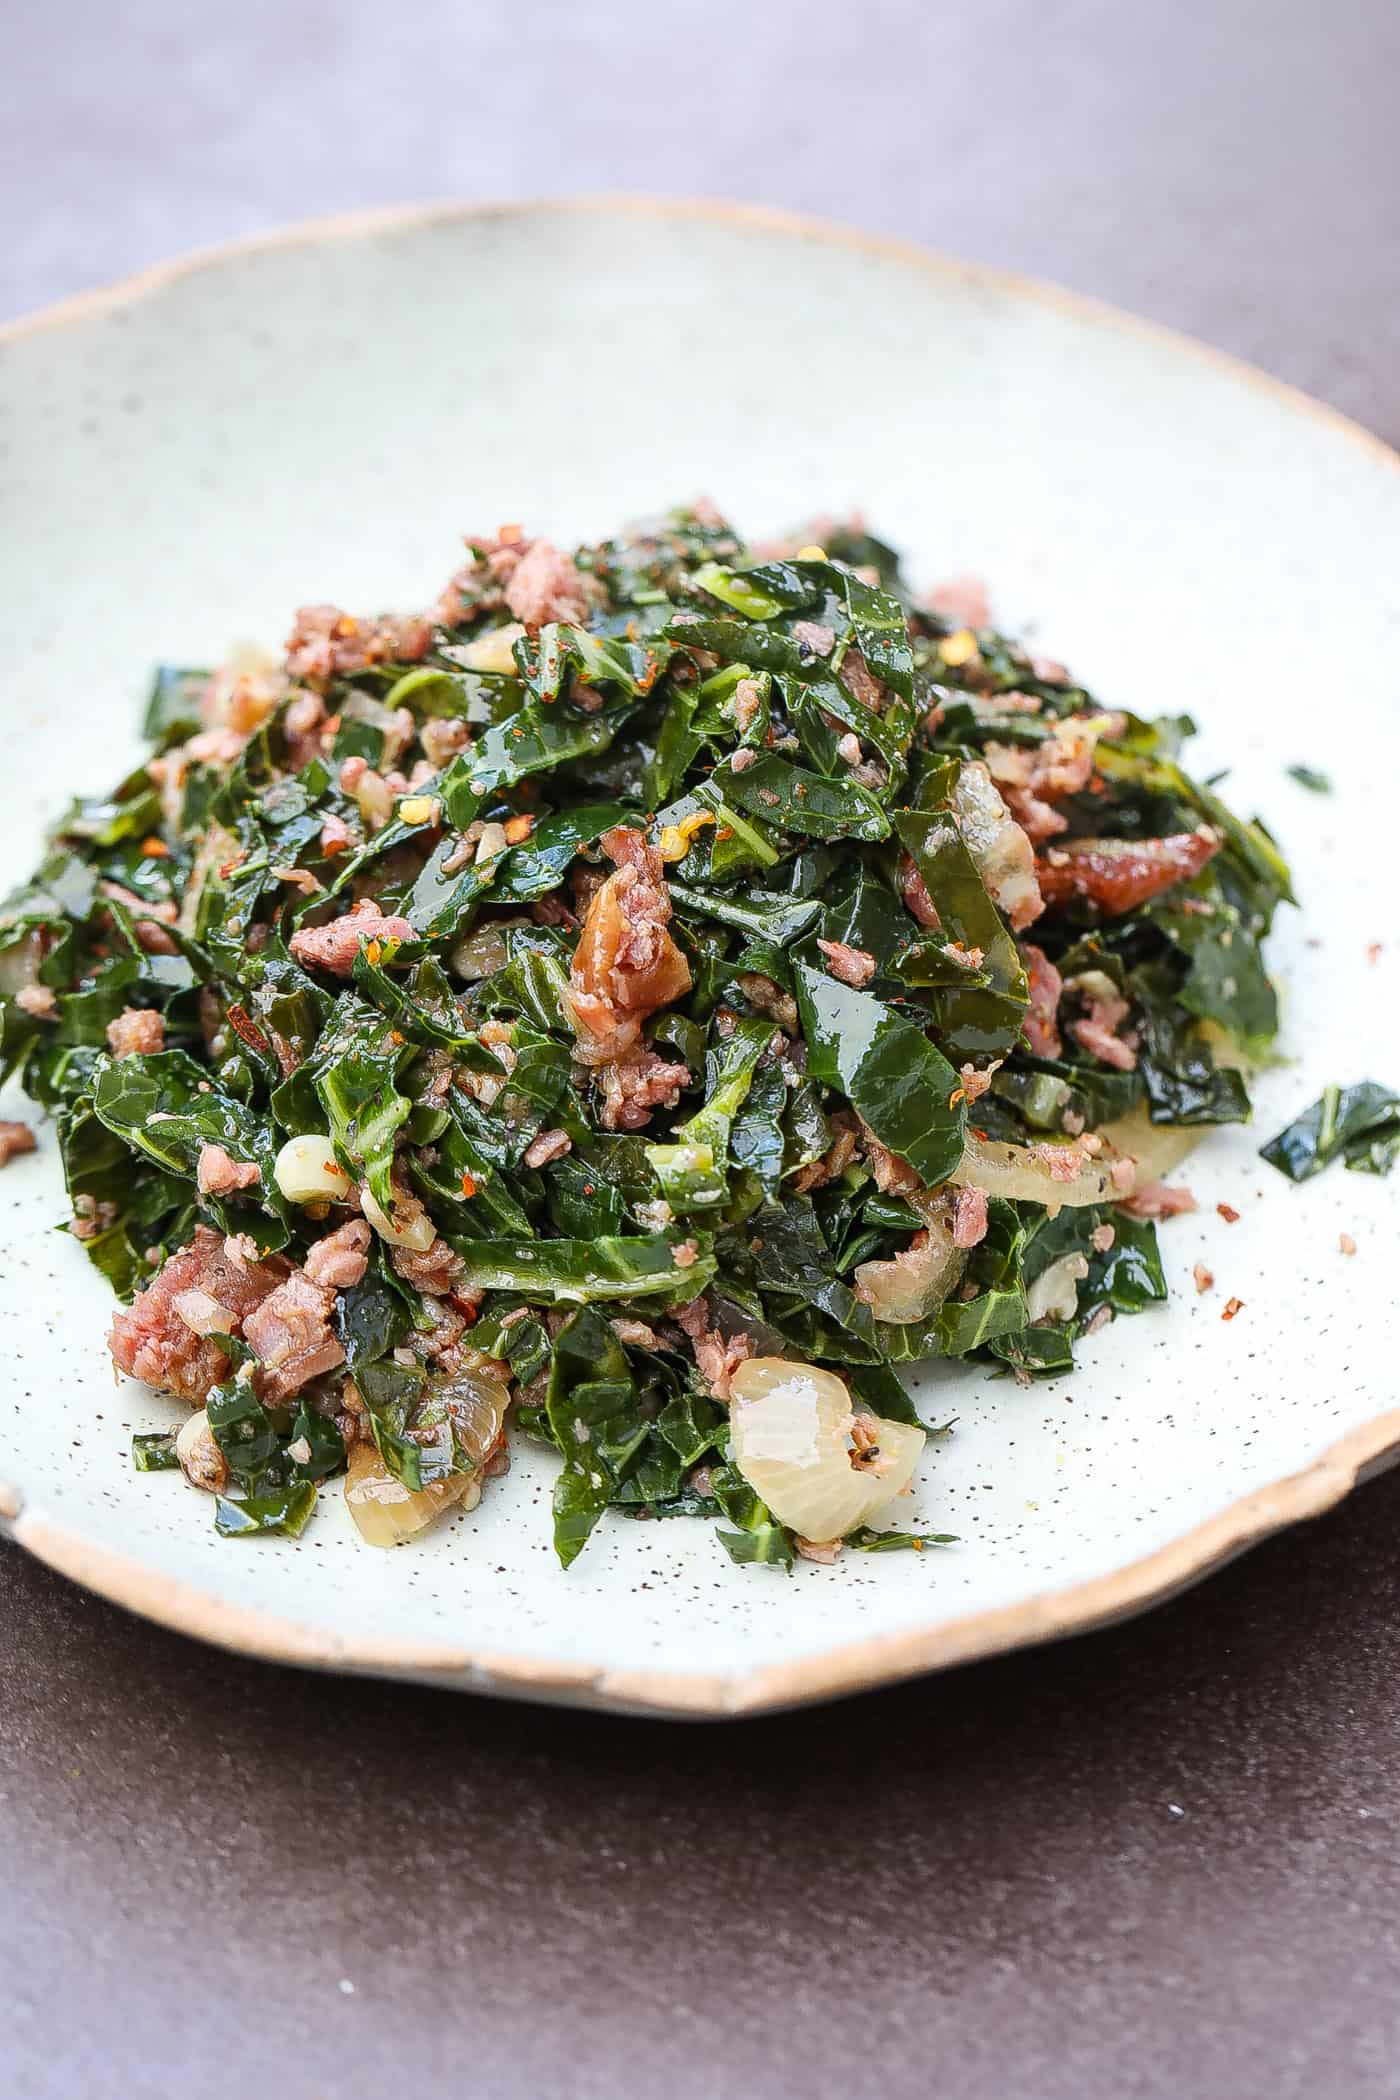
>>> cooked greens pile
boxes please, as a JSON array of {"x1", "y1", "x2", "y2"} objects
[{"x1": 0, "y1": 506, "x2": 1294, "y2": 1568}]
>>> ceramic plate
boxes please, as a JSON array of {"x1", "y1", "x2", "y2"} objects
[{"x1": 3, "y1": 199, "x2": 1398, "y2": 1716}]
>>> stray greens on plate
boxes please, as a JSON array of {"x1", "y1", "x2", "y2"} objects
[{"x1": 0, "y1": 505, "x2": 1298, "y2": 1569}]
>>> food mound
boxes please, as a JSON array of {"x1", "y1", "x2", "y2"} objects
[{"x1": 0, "y1": 506, "x2": 1292, "y2": 1567}]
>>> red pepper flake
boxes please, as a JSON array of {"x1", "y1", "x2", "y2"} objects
[
  {"x1": 1216, "y1": 1202, "x2": 1241, "y2": 1223},
  {"x1": 323, "y1": 712, "x2": 341, "y2": 734},
  {"x1": 140, "y1": 836, "x2": 170, "y2": 858},
  {"x1": 714, "y1": 825, "x2": 734, "y2": 842},
  {"x1": 499, "y1": 522, "x2": 523, "y2": 545},
  {"x1": 1339, "y1": 1232, "x2": 1357, "y2": 1256},
  {"x1": 582, "y1": 1183, "x2": 595, "y2": 1196},
  {"x1": 1192, "y1": 1262, "x2": 1214, "y2": 1293},
  {"x1": 225, "y1": 1002, "x2": 272, "y2": 1058},
  {"x1": 388, "y1": 1029, "x2": 404, "y2": 1046},
  {"x1": 1221, "y1": 1296, "x2": 1244, "y2": 1321},
  {"x1": 948, "y1": 1087, "x2": 968, "y2": 1109},
  {"x1": 1366, "y1": 942, "x2": 1383, "y2": 965},
  {"x1": 461, "y1": 1171, "x2": 477, "y2": 1198}
]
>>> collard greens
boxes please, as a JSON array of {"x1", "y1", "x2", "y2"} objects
[{"x1": 0, "y1": 504, "x2": 1299, "y2": 1569}]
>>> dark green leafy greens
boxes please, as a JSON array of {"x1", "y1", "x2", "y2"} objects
[
  {"x1": 1, "y1": 501, "x2": 1300, "y2": 1572},
  {"x1": 1260, "y1": 1082, "x2": 1400, "y2": 1182},
  {"x1": 1286, "y1": 765, "x2": 1331, "y2": 794}
]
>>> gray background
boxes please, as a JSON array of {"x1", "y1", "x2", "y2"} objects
[
  {"x1": 8, "y1": 0, "x2": 1400, "y2": 438},
  {"x1": 4, "y1": 3, "x2": 1399, "y2": 2095}
]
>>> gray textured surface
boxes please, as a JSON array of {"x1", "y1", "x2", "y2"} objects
[
  {"x1": 3, "y1": 2, "x2": 1399, "y2": 2095},
  {"x1": 7, "y1": 0, "x2": 1400, "y2": 439}
]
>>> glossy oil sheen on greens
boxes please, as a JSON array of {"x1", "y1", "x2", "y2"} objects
[{"x1": 0, "y1": 500, "x2": 1301, "y2": 1572}]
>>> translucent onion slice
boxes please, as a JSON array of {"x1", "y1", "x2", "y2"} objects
[
  {"x1": 951, "y1": 760, "x2": 1043, "y2": 930},
  {"x1": 450, "y1": 923, "x2": 511, "y2": 981},
  {"x1": 854, "y1": 1191, "x2": 966, "y2": 1323},
  {"x1": 948, "y1": 1132, "x2": 1119, "y2": 1209},
  {"x1": 344, "y1": 1442, "x2": 482, "y2": 1549},
  {"x1": 728, "y1": 1358, "x2": 925, "y2": 1543},
  {"x1": 456, "y1": 622, "x2": 526, "y2": 675},
  {"x1": 361, "y1": 1184, "x2": 437, "y2": 1252},
  {"x1": 343, "y1": 1366, "x2": 510, "y2": 1548},
  {"x1": 438, "y1": 1369, "x2": 512, "y2": 1466},
  {"x1": 0, "y1": 927, "x2": 43, "y2": 998},
  {"x1": 1095, "y1": 1105, "x2": 1203, "y2": 1184}
]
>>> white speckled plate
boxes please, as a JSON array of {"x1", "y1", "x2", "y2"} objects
[{"x1": 2, "y1": 200, "x2": 1398, "y2": 1717}]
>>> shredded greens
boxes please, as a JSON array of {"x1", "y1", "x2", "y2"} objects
[
  {"x1": 1261, "y1": 1082, "x2": 1400, "y2": 1182},
  {"x1": 1286, "y1": 764, "x2": 1332, "y2": 795},
  {"x1": 0, "y1": 503, "x2": 1297, "y2": 1569}
]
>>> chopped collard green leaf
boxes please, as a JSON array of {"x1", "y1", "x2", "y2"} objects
[
  {"x1": 1286, "y1": 764, "x2": 1332, "y2": 795},
  {"x1": 845, "y1": 1525, "x2": 960, "y2": 1552},
  {"x1": 3, "y1": 503, "x2": 1299, "y2": 1569},
  {"x1": 1260, "y1": 1082, "x2": 1400, "y2": 1182},
  {"x1": 131, "y1": 1432, "x2": 180, "y2": 1472}
]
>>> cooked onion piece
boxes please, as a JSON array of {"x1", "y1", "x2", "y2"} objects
[
  {"x1": 273, "y1": 1131, "x2": 354, "y2": 1206},
  {"x1": 1095, "y1": 1105, "x2": 1202, "y2": 1184},
  {"x1": 728, "y1": 1357, "x2": 925, "y2": 1542},
  {"x1": 361, "y1": 1183, "x2": 437, "y2": 1251},
  {"x1": 174, "y1": 1407, "x2": 229, "y2": 1492},
  {"x1": 343, "y1": 1366, "x2": 510, "y2": 1547},
  {"x1": 449, "y1": 923, "x2": 511, "y2": 981},
  {"x1": 951, "y1": 760, "x2": 1043, "y2": 930},
  {"x1": 949, "y1": 1132, "x2": 1119, "y2": 1209},
  {"x1": 437, "y1": 1367, "x2": 512, "y2": 1467},
  {"x1": 854, "y1": 1191, "x2": 965, "y2": 1323},
  {"x1": 344, "y1": 1442, "x2": 482, "y2": 1548},
  {"x1": 456, "y1": 622, "x2": 525, "y2": 675}
]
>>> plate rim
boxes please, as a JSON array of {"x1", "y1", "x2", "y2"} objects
[{"x1": 3, "y1": 192, "x2": 1397, "y2": 1719}]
